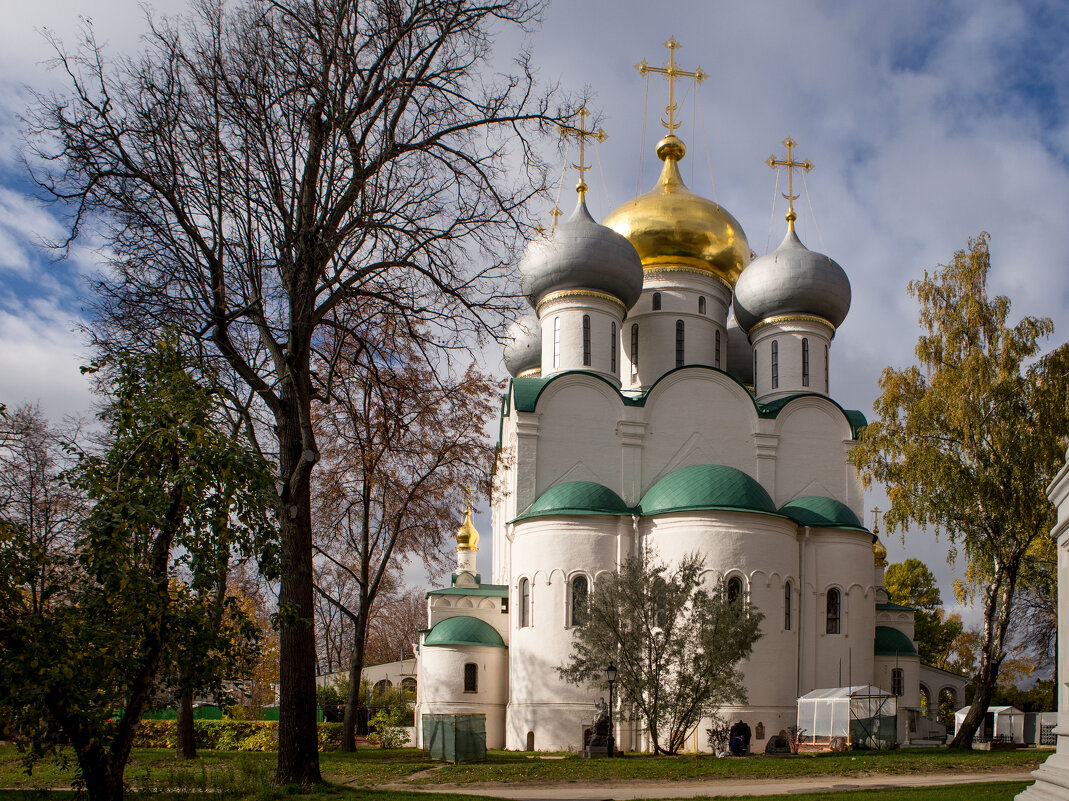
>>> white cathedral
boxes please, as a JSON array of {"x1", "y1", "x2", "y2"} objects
[{"x1": 411, "y1": 46, "x2": 965, "y2": 753}]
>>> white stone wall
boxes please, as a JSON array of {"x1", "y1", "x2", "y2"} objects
[{"x1": 415, "y1": 644, "x2": 508, "y2": 749}]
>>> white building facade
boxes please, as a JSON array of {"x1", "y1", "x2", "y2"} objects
[{"x1": 413, "y1": 114, "x2": 962, "y2": 752}]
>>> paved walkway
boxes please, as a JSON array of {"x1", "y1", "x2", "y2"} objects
[{"x1": 396, "y1": 769, "x2": 1037, "y2": 800}]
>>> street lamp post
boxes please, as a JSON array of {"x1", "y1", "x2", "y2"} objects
[{"x1": 605, "y1": 662, "x2": 617, "y2": 758}]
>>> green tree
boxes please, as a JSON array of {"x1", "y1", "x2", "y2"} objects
[
  {"x1": 883, "y1": 559, "x2": 962, "y2": 671},
  {"x1": 559, "y1": 552, "x2": 763, "y2": 755},
  {"x1": 0, "y1": 343, "x2": 276, "y2": 801},
  {"x1": 851, "y1": 233, "x2": 1069, "y2": 748}
]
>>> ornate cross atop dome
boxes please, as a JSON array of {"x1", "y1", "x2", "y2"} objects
[
  {"x1": 636, "y1": 37, "x2": 707, "y2": 134},
  {"x1": 559, "y1": 106, "x2": 607, "y2": 201},
  {"x1": 766, "y1": 137, "x2": 814, "y2": 227}
]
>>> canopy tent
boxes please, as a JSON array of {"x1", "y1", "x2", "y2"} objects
[
  {"x1": 954, "y1": 705, "x2": 1025, "y2": 743},
  {"x1": 797, "y1": 685, "x2": 898, "y2": 750}
]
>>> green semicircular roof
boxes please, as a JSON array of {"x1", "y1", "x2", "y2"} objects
[
  {"x1": 424, "y1": 616, "x2": 506, "y2": 649},
  {"x1": 511, "y1": 481, "x2": 631, "y2": 523},
  {"x1": 638, "y1": 464, "x2": 777, "y2": 516},
  {"x1": 779, "y1": 496, "x2": 866, "y2": 530},
  {"x1": 874, "y1": 625, "x2": 918, "y2": 656}
]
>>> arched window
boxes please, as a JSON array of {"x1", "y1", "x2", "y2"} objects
[
  {"x1": 652, "y1": 292, "x2": 662, "y2": 311},
  {"x1": 802, "y1": 338, "x2": 810, "y2": 387},
  {"x1": 727, "y1": 576, "x2": 743, "y2": 605},
  {"x1": 526, "y1": 731, "x2": 535, "y2": 751},
  {"x1": 698, "y1": 296, "x2": 707, "y2": 315},
  {"x1": 825, "y1": 344, "x2": 829, "y2": 392},
  {"x1": 552, "y1": 317, "x2": 561, "y2": 368},
  {"x1": 715, "y1": 330, "x2": 722, "y2": 368},
  {"x1": 771, "y1": 340, "x2": 779, "y2": 389},
  {"x1": 401, "y1": 677, "x2": 417, "y2": 699},
  {"x1": 373, "y1": 679, "x2": 392, "y2": 699},
  {"x1": 675, "y1": 320, "x2": 685, "y2": 367},
  {"x1": 519, "y1": 578, "x2": 531, "y2": 628},
  {"x1": 610, "y1": 322, "x2": 617, "y2": 372},
  {"x1": 582, "y1": 314, "x2": 591, "y2": 366},
  {"x1": 570, "y1": 575, "x2": 588, "y2": 626},
  {"x1": 784, "y1": 580, "x2": 792, "y2": 631},
  {"x1": 826, "y1": 588, "x2": 841, "y2": 634},
  {"x1": 753, "y1": 349, "x2": 758, "y2": 385},
  {"x1": 892, "y1": 668, "x2": 904, "y2": 696},
  {"x1": 464, "y1": 662, "x2": 478, "y2": 693},
  {"x1": 630, "y1": 324, "x2": 639, "y2": 380}
]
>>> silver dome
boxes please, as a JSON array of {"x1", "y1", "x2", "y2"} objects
[
  {"x1": 503, "y1": 313, "x2": 541, "y2": 377},
  {"x1": 732, "y1": 225, "x2": 851, "y2": 334},
  {"x1": 725, "y1": 314, "x2": 754, "y2": 386},
  {"x1": 519, "y1": 198, "x2": 643, "y2": 310}
]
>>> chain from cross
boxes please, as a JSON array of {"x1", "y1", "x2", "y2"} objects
[
  {"x1": 559, "y1": 106, "x2": 607, "y2": 200},
  {"x1": 636, "y1": 37, "x2": 707, "y2": 134},
  {"x1": 766, "y1": 137, "x2": 813, "y2": 220}
]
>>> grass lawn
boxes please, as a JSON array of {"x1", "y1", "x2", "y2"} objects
[{"x1": 0, "y1": 743, "x2": 1045, "y2": 798}]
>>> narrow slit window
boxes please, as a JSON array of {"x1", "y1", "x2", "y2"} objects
[
  {"x1": 610, "y1": 322, "x2": 617, "y2": 372},
  {"x1": 715, "y1": 330, "x2": 721, "y2": 368},
  {"x1": 825, "y1": 344, "x2": 829, "y2": 392},
  {"x1": 570, "y1": 575, "x2": 588, "y2": 626},
  {"x1": 519, "y1": 578, "x2": 530, "y2": 628},
  {"x1": 652, "y1": 292, "x2": 661, "y2": 311},
  {"x1": 771, "y1": 340, "x2": 779, "y2": 389},
  {"x1": 727, "y1": 576, "x2": 743, "y2": 605},
  {"x1": 582, "y1": 315, "x2": 591, "y2": 366},
  {"x1": 698, "y1": 296, "x2": 707, "y2": 314},
  {"x1": 784, "y1": 581, "x2": 792, "y2": 631},
  {"x1": 892, "y1": 668, "x2": 904, "y2": 696},
  {"x1": 676, "y1": 320, "x2": 685, "y2": 367},
  {"x1": 552, "y1": 317, "x2": 561, "y2": 369},
  {"x1": 754, "y1": 349, "x2": 758, "y2": 386},
  {"x1": 802, "y1": 338, "x2": 810, "y2": 387},
  {"x1": 464, "y1": 662, "x2": 478, "y2": 693},
  {"x1": 826, "y1": 588, "x2": 841, "y2": 635},
  {"x1": 631, "y1": 324, "x2": 639, "y2": 380}
]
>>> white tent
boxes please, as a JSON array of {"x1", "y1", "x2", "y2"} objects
[
  {"x1": 797, "y1": 686, "x2": 898, "y2": 749},
  {"x1": 954, "y1": 705, "x2": 1025, "y2": 743}
]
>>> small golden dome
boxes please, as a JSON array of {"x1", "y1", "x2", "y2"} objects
[
  {"x1": 456, "y1": 505, "x2": 479, "y2": 551},
  {"x1": 603, "y1": 134, "x2": 750, "y2": 285},
  {"x1": 873, "y1": 537, "x2": 888, "y2": 567}
]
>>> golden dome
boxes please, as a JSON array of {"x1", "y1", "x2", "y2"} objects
[
  {"x1": 456, "y1": 505, "x2": 479, "y2": 551},
  {"x1": 603, "y1": 135, "x2": 749, "y2": 285},
  {"x1": 873, "y1": 537, "x2": 888, "y2": 567}
]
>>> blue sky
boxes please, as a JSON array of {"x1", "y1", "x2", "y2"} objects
[{"x1": 2, "y1": 0, "x2": 1068, "y2": 625}]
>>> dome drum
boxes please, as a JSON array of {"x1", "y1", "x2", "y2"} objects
[{"x1": 504, "y1": 313, "x2": 542, "y2": 378}]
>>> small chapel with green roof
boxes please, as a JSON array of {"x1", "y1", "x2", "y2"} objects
[{"x1": 412, "y1": 40, "x2": 964, "y2": 753}]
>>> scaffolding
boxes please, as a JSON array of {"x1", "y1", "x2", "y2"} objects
[{"x1": 797, "y1": 685, "x2": 898, "y2": 750}]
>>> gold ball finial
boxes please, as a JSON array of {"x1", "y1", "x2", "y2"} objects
[{"x1": 655, "y1": 135, "x2": 686, "y2": 162}]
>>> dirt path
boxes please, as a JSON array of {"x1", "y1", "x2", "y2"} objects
[{"x1": 389, "y1": 768, "x2": 1037, "y2": 799}]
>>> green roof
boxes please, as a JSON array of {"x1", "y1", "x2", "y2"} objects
[
  {"x1": 506, "y1": 370, "x2": 867, "y2": 439},
  {"x1": 427, "y1": 585, "x2": 508, "y2": 598},
  {"x1": 876, "y1": 601, "x2": 916, "y2": 612},
  {"x1": 423, "y1": 616, "x2": 506, "y2": 649},
  {"x1": 639, "y1": 465, "x2": 777, "y2": 516},
  {"x1": 779, "y1": 496, "x2": 867, "y2": 531},
  {"x1": 512, "y1": 481, "x2": 631, "y2": 523},
  {"x1": 874, "y1": 625, "x2": 918, "y2": 656}
]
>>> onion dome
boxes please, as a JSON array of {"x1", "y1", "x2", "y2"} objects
[
  {"x1": 732, "y1": 218, "x2": 851, "y2": 334},
  {"x1": 456, "y1": 504, "x2": 479, "y2": 551},
  {"x1": 603, "y1": 135, "x2": 749, "y2": 285},
  {"x1": 424, "y1": 616, "x2": 506, "y2": 649},
  {"x1": 503, "y1": 313, "x2": 541, "y2": 377},
  {"x1": 519, "y1": 198, "x2": 643, "y2": 310},
  {"x1": 725, "y1": 314, "x2": 753, "y2": 385}
]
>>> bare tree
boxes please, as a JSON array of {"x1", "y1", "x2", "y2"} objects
[
  {"x1": 0, "y1": 404, "x2": 85, "y2": 613},
  {"x1": 312, "y1": 318, "x2": 498, "y2": 750},
  {"x1": 29, "y1": 0, "x2": 561, "y2": 783},
  {"x1": 365, "y1": 587, "x2": 426, "y2": 666}
]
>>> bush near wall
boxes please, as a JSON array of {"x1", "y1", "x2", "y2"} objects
[{"x1": 134, "y1": 720, "x2": 346, "y2": 751}]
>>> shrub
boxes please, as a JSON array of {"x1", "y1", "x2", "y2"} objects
[{"x1": 367, "y1": 707, "x2": 408, "y2": 749}]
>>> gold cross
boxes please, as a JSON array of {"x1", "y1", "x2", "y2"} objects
[
  {"x1": 559, "y1": 106, "x2": 607, "y2": 201},
  {"x1": 463, "y1": 485, "x2": 473, "y2": 512},
  {"x1": 766, "y1": 137, "x2": 813, "y2": 223},
  {"x1": 549, "y1": 206, "x2": 563, "y2": 229},
  {"x1": 636, "y1": 37, "x2": 707, "y2": 134},
  {"x1": 871, "y1": 506, "x2": 882, "y2": 535}
]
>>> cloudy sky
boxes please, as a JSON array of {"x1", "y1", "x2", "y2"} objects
[{"x1": 2, "y1": 0, "x2": 1067, "y2": 626}]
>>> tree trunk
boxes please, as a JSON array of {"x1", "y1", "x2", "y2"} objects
[
  {"x1": 342, "y1": 615, "x2": 370, "y2": 751},
  {"x1": 79, "y1": 754, "x2": 124, "y2": 801},
  {"x1": 176, "y1": 687, "x2": 196, "y2": 759},
  {"x1": 949, "y1": 556, "x2": 1019, "y2": 748},
  {"x1": 274, "y1": 393, "x2": 322, "y2": 787}
]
